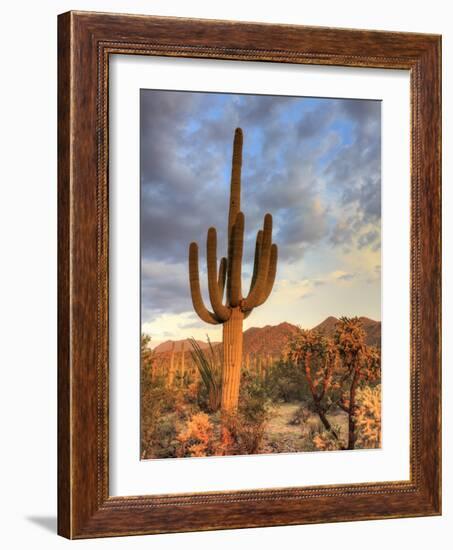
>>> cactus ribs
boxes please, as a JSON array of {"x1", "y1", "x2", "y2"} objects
[{"x1": 189, "y1": 128, "x2": 278, "y2": 415}]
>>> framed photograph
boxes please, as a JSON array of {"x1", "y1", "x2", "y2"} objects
[{"x1": 58, "y1": 11, "x2": 441, "y2": 538}]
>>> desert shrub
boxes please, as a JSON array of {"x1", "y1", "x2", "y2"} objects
[
  {"x1": 312, "y1": 429, "x2": 343, "y2": 452},
  {"x1": 223, "y1": 414, "x2": 267, "y2": 455},
  {"x1": 303, "y1": 420, "x2": 344, "y2": 451},
  {"x1": 264, "y1": 359, "x2": 310, "y2": 403},
  {"x1": 288, "y1": 404, "x2": 311, "y2": 426},
  {"x1": 241, "y1": 372, "x2": 275, "y2": 416},
  {"x1": 140, "y1": 375, "x2": 199, "y2": 455},
  {"x1": 140, "y1": 385, "x2": 178, "y2": 457},
  {"x1": 145, "y1": 415, "x2": 179, "y2": 459},
  {"x1": 186, "y1": 381, "x2": 200, "y2": 402},
  {"x1": 221, "y1": 378, "x2": 274, "y2": 455},
  {"x1": 177, "y1": 412, "x2": 217, "y2": 457}
]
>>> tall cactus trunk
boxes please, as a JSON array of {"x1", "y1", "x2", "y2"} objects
[
  {"x1": 221, "y1": 308, "x2": 244, "y2": 414},
  {"x1": 180, "y1": 341, "x2": 186, "y2": 386},
  {"x1": 167, "y1": 343, "x2": 176, "y2": 388}
]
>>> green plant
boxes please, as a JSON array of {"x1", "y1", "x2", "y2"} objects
[
  {"x1": 264, "y1": 358, "x2": 310, "y2": 402},
  {"x1": 189, "y1": 337, "x2": 222, "y2": 412},
  {"x1": 188, "y1": 128, "x2": 278, "y2": 418},
  {"x1": 140, "y1": 386, "x2": 177, "y2": 458}
]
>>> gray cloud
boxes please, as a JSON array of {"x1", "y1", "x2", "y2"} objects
[
  {"x1": 141, "y1": 261, "x2": 191, "y2": 319},
  {"x1": 337, "y1": 273, "x2": 355, "y2": 282},
  {"x1": 140, "y1": 90, "x2": 381, "y2": 320},
  {"x1": 358, "y1": 229, "x2": 380, "y2": 249},
  {"x1": 324, "y1": 99, "x2": 381, "y2": 249}
]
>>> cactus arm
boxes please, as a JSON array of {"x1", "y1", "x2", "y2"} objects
[
  {"x1": 207, "y1": 228, "x2": 231, "y2": 322},
  {"x1": 256, "y1": 243, "x2": 278, "y2": 306},
  {"x1": 244, "y1": 242, "x2": 277, "y2": 318},
  {"x1": 242, "y1": 213, "x2": 273, "y2": 311},
  {"x1": 218, "y1": 256, "x2": 227, "y2": 298},
  {"x1": 242, "y1": 230, "x2": 262, "y2": 319},
  {"x1": 229, "y1": 212, "x2": 244, "y2": 307},
  {"x1": 188, "y1": 242, "x2": 220, "y2": 325},
  {"x1": 248, "y1": 230, "x2": 262, "y2": 294},
  {"x1": 227, "y1": 128, "x2": 243, "y2": 240}
]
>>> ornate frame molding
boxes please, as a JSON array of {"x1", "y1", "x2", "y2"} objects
[{"x1": 58, "y1": 11, "x2": 441, "y2": 538}]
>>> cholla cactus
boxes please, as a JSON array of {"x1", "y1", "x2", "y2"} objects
[
  {"x1": 334, "y1": 317, "x2": 380, "y2": 449},
  {"x1": 289, "y1": 329, "x2": 339, "y2": 439},
  {"x1": 355, "y1": 385, "x2": 381, "y2": 448},
  {"x1": 188, "y1": 128, "x2": 278, "y2": 415}
]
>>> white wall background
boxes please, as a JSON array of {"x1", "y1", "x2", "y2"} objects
[{"x1": 0, "y1": 1, "x2": 449, "y2": 548}]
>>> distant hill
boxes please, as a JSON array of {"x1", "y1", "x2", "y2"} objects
[
  {"x1": 312, "y1": 316, "x2": 339, "y2": 336},
  {"x1": 153, "y1": 316, "x2": 380, "y2": 358},
  {"x1": 154, "y1": 338, "x2": 215, "y2": 354},
  {"x1": 242, "y1": 322, "x2": 300, "y2": 357}
]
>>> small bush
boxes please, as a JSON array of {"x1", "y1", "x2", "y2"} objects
[
  {"x1": 288, "y1": 405, "x2": 310, "y2": 426},
  {"x1": 141, "y1": 383, "x2": 195, "y2": 458},
  {"x1": 151, "y1": 417, "x2": 179, "y2": 458},
  {"x1": 312, "y1": 429, "x2": 342, "y2": 452},
  {"x1": 221, "y1": 378, "x2": 275, "y2": 455},
  {"x1": 264, "y1": 360, "x2": 311, "y2": 403},
  {"x1": 177, "y1": 412, "x2": 217, "y2": 457}
]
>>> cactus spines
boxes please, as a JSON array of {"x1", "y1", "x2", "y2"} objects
[
  {"x1": 189, "y1": 243, "x2": 219, "y2": 325},
  {"x1": 188, "y1": 128, "x2": 278, "y2": 415}
]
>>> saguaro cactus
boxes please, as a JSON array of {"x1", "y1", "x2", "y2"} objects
[
  {"x1": 188, "y1": 128, "x2": 278, "y2": 414},
  {"x1": 245, "y1": 353, "x2": 250, "y2": 371},
  {"x1": 167, "y1": 341, "x2": 176, "y2": 388},
  {"x1": 180, "y1": 340, "x2": 186, "y2": 386}
]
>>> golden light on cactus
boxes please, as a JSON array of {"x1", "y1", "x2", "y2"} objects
[
  {"x1": 188, "y1": 128, "x2": 278, "y2": 415},
  {"x1": 334, "y1": 317, "x2": 380, "y2": 449},
  {"x1": 167, "y1": 341, "x2": 176, "y2": 388},
  {"x1": 355, "y1": 385, "x2": 381, "y2": 448},
  {"x1": 180, "y1": 340, "x2": 186, "y2": 386}
]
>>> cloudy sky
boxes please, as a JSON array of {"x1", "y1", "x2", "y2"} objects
[{"x1": 140, "y1": 89, "x2": 381, "y2": 346}]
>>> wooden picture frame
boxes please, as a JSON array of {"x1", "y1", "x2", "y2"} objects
[{"x1": 58, "y1": 10, "x2": 441, "y2": 539}]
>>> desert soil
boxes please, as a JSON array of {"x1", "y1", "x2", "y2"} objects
[{"x1": 262, "y1": 403, "x2": 348, "y2": 453}]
